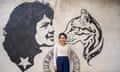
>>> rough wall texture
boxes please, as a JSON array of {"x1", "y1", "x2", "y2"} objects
[{"x1": 0, "y1": 0, "x2": 120, "y2": 72}]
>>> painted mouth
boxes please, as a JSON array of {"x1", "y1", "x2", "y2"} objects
[{"x1": 47, "y1": 35, "x2": 54, "y2": 41}]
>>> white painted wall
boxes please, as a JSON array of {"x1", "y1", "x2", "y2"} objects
[{"x1": 0, "y1": 0, "x2": 120, "y2": 72}]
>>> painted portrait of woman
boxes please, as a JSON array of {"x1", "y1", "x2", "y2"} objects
[{"x1": 3, "y1": 1, "x2": 54, "y2": 72}]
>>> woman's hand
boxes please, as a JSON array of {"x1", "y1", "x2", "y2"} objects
[{"x1": 54, "y1": 66, "x2": 57, "y2": 71}]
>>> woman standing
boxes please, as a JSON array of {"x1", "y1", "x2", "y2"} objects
[{"x1": 53, "y1": 33, "x2": 70, "y2": 72}]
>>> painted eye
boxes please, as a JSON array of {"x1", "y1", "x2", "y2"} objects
[{"x1": 40, "y1": 22, "x2": 49, "y2": 29}]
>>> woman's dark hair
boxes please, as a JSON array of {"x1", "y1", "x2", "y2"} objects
[
  {"x1": 3, "y1": 2, "x2": 54, "y2": 71},
  {"x1": 59, "y1": 32, "x2": 67, "y2": 39}
]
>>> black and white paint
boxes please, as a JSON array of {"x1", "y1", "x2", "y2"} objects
[
  {"x1": 64, "y1": 9, "x2": 104, "y2": 65},
  {"x1": 3, "y1": 1, "x2": 54, "y2": 72},
  {"x1": 43, "y1": 49, "x2": 80, "y2": 72},
  {"x1": 1, "y1": 0, "x2": 120, "y2": 72},
  {"x1": 2, "y1": 1, "x2": 104, "y2": 72}
]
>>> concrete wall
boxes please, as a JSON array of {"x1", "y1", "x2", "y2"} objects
[{"x1": 0, "y1": 0, "x2": 120, "y2": 72}]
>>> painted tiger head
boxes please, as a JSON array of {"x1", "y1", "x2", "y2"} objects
[{"x1": 64, "y1": 9, "x2": 104, "y2": 65}]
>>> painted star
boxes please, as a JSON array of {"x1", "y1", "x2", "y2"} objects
[{"x1": 19, "y1": 57, "x2": 31, "y2": 69}]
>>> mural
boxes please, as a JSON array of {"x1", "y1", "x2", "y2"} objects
[
  {"x1": 0, "y1": 0, "x2": 108, "y2": 72},
  {"x1": 1, "y1": 0, "x2": 120, "y2": 72},
  {"x1": 64, "y1": 9, "x2": 104, "y2": 65},
  {"x1": 42, "y1": 8, "x2": 104, "y2": 72},
  {"x1": 2, "y1": 1, "x2": 104, "y2": 72},
  {"x1": 43, "y1": 49, "x2": 80, "y2": 72},
  {"x1": 3, "y1": 1, "x2": 54, "y2": 72}
]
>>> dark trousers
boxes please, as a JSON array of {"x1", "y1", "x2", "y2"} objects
[{"x1": 56, "y1": 56, "x2": 70, "y2": 72}]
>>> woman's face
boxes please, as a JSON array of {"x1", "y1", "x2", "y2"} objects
[
  {"x1": 59, "y1": 35, "x2": 66, "y2": 45},
  {"x1": 35, "y1": 15, "x2": 54, "y2": 47}
]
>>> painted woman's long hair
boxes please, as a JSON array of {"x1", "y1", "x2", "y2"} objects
[{"x1": 3, "y1": 2, "x2": 54, "y2": 72}]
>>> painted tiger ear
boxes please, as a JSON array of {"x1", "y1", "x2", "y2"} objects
[{"x1": 80, "y1": 9, "x2": 88, "y2": 15}]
